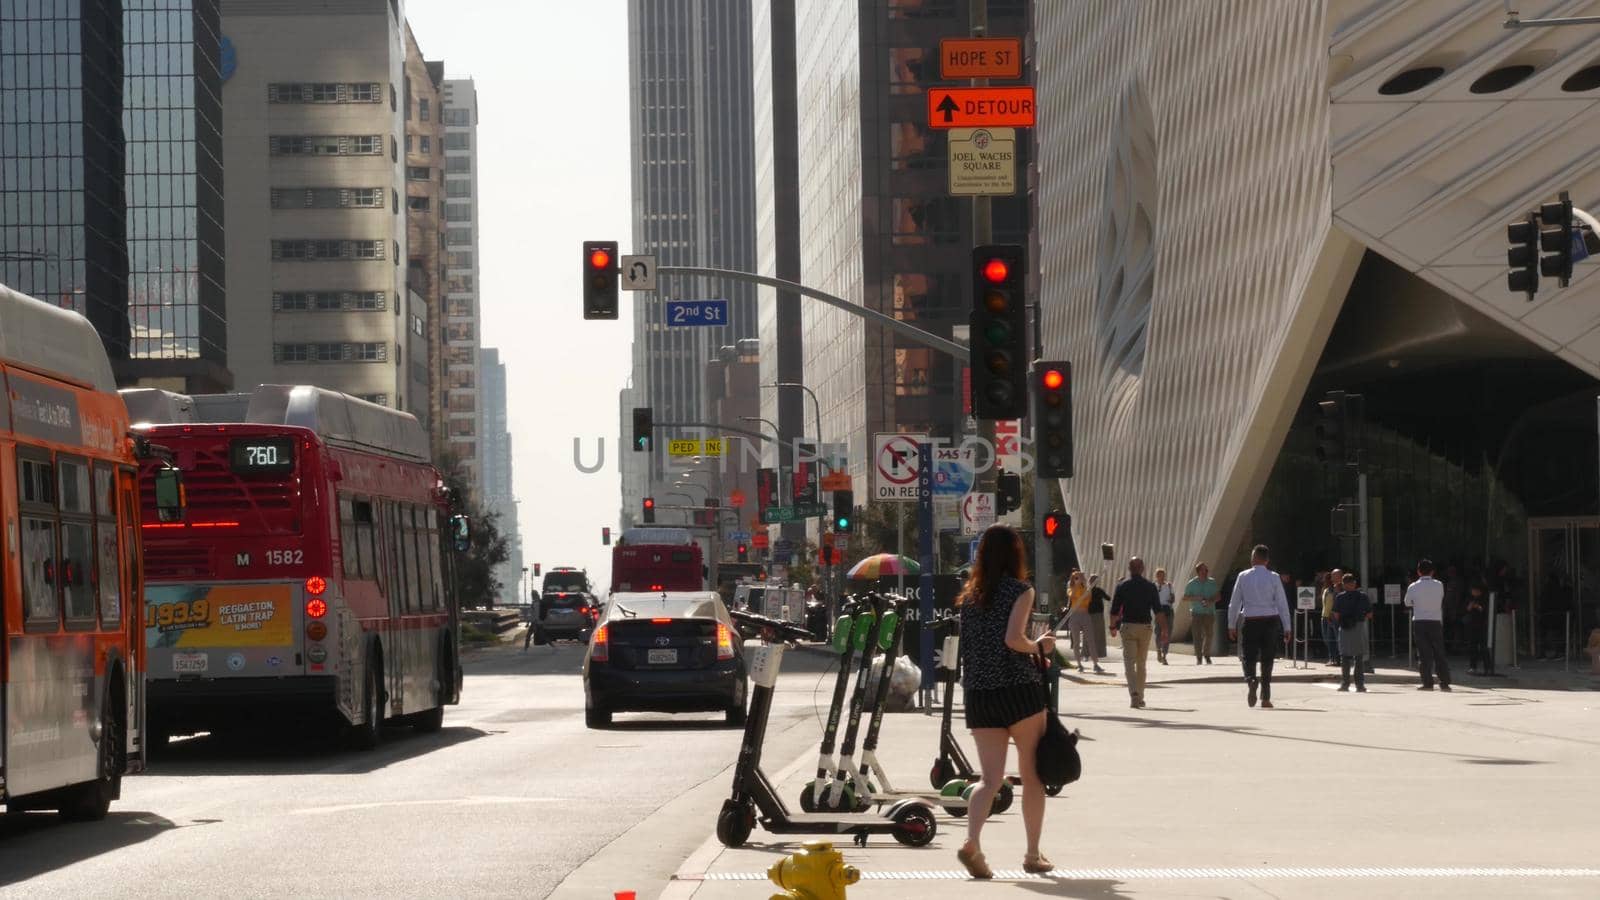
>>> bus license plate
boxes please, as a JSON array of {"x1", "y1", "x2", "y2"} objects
[
  {"x1": 172, "y1": 652, "x2": 209, "y2": 673},
  {"x1": 647, "y1": 649, "x2": 678, "y2": 665}
]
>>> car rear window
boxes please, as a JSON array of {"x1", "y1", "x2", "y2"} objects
[
  {"x1": 543, "y1": 573, "x2": 588, "y2": 593},
  {"x1": 611, "y1": 597, "x2": 721, "y2": 620}
]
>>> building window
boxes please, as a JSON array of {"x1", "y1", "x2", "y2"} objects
[
  {"x1": 406, "y1": 195, "x2": 431, "y2": 212},
  {"x1": 268, "y1": 82, "x2": 383, "y2": 103},
  {"x1": 272, "y1": 291, "x2": 388, "y2": 312},
  {"x1": 443, "y1": 108, "x2": 471, "y2": 126},
  {"x1": 275, "y1": 343, "x2": 388, "y2": 363},
  {"x1": 353, "y1": 342, "x2": 386, "y2": 362},
  {"x1": 445, "y1": 157, "x2": 471, "y2": 174},
  {"x1": 359, "y1": 394, "x2": 389, "y2": 406},
  {"x1": 447, "y1": 251, "x2": 473, "y2": 268},
  {"x1": 445, "y1": 227, "x2": 471, "y2": 246},
  {"x1": 404, "y1": 134, "x2": 413, "y2": 153},
  {"x1": 446, "y1": 274, "x2": 474, "y2": 293},
  {"x1": 407, "y1": 166, "x2": 431, "y2": 181},
  {"x1": 447, "y1": 321, "x2": 473, "y2": 342},
  {"x1": 390, "y1": 136, "x2": 398, "y2": 161},
  {"x1": 447, "y1": 346, "x2": 474, "y2": 366},
  {"x1": 445, "y1": 180, "x2": 472, "y2": 198},
  {"x1": 272, "y1": 240, "x2": 387, "y2": 261},
  {"x1": 445, "y1": 202, "x2": 471, "y2": 221},
  {"x1": 411, "y1": 314, "x2": 425, "y2": 336},
  {"x1": 270, "y1": 187, "x2": 387, "y2": 209},
  {"x1": 419, "y1": 98, "x2": 431, "y2": 121},
  {"x1": 269, "y1": 135, "x2": 383, "y2": 156},
  {"x1": 444, "y1": 132, "x2": 471, "y2": 151}
]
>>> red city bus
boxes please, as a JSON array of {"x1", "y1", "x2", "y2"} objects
[
  {"x1": 124, "y1": 385, "x2": 463, "y2": 749},
  {"x1": 1, "y1": 284, "x2": 179, "y2": 818},
  {"x1": 612, "y1": 527, "x2": 706, "y2": 593}
]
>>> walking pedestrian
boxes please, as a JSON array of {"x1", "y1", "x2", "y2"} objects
[
  {"x1": 1228, "y1": 545, "x2": 1292, "y2": 708},
  {"x1": 1183, "y1": 562, "x2": 1218, "y2": 664},
  {"x1": 1407, "y1": 559, "x2": 1452, "y2": 691},
  {"x1": 1333, "y1": 572, "x2": 1371, "y2": 691},
  {"x1": 1088, "y1": 575, "x2": 1110, "y2": 670},
  {"x1": 954, "y1": 524, "x2": 1056, "y2": 879},
  {"x1": 1109, "y1": 558, "x2": 1160, "y2": 708},
  {"x1": 1466, "y1": 582, "x2": 1492, "y2": 675},
  {"x1": 1063, "y1": 570, "x2": 1101, "y2": 673},
  {"x1": 1154, "y1": 568, "x2": 1175, "y2": 664},
  {"x1": 1321, "y1": 569, "x2": 1342, "y2": 665}
]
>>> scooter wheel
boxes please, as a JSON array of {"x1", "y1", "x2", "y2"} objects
[
  {"x1": 939, "y1": 780, "x2": 967, "y2": 818},
  {"x1": 929, "y1": 758, "x2": 955, "y2": 790},
  {"x1": 798, "y1": 784, "x2": 818, "y2": 813},
  {"x1": 715, "y1": 799, "x2": 754, "y2": 848},
  {"x1": 1045, "y1": 783, "x2": 1064, "y2": 797},
  {"x1": 993, "y1": 781, "x2": 1015, "y2": 814},
  {"x1": 891, "y1": 802, "x2": 938, "y2": 847}
]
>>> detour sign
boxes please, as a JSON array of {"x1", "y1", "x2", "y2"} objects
[{"x1": 927, "y1": 87, "x2": 1036, "y2": 129}]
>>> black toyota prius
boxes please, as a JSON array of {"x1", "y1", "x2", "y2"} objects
[{"x1": 581, "y1": 591, "x2": 748, "y2": 728}]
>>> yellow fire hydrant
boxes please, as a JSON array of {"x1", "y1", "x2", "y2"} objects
[{"x1": 768, "y1": 840, "x2": 861, "y2": 900}]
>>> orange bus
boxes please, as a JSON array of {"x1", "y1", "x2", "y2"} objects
[{"x1": 0, "y1": 284, "x2": 180, "y2": 819}]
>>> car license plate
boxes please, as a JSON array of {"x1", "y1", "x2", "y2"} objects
[
  {"x1": 173, "y1": 651, "x2": 208, "y2": 673},
  {"x1": 647, "y1": 649, "x2": 678, "y2": 665}
]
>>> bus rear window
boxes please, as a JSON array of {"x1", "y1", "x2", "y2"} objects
[{"x1": 230, "y1": 437, "x2": 295, "y2": 475}]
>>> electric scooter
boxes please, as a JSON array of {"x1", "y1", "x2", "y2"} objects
[
  {"x1": 818, "y1": 592, "x2": 895, "y2": 812},
  {"x1": 714, "y1": 608, "x2": 938, "y2": 849},
  {"x1": 928, "y1": 622, "x2": 1064, "y2": 799},
  {"x1": 797, "y1": 596, "x2": 872, "y2": 813}
]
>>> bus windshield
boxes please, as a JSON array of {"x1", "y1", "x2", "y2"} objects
[{"x1": 542, "y1": 572, "x2": 590, "y2": 594}]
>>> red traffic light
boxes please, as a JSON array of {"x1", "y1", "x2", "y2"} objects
[
  {"x1": 1042, "y1": 511, "x2": 1068, "y2": 539},
  {"x1": 642, "y1": 497, "x2": 655, "y2": 509},
  {"x1": 737, "y1": 544, "x2": 748, "y2": 554},
  {"x1": 1042, "y1": 368, "x2": 1065, "y2": 390},
  {"x1": 589, "y1": 248, "x2": 612, "y2": 270},
  {"x1": 982, "y1": 258, "x2": 1009, "y2": 284}
]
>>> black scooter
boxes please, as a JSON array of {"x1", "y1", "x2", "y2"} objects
[
  {"x1": 797, "y1": 596, "x2": 871, "y2": 813},
  {"x1": 816, "y1": 592, "x2": 895, "y2": 812},
  {"x1": 715, "y1": 607, "x2": 937, "y2": 849}
]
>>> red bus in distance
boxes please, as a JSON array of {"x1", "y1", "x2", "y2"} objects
[{"x1": 612, "y1": 527, "x2": 705, "y2": 593}]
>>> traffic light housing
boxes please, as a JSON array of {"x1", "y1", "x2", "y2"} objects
[
  {"x1": 1314, "y1": 391, "x2": 1364, "y2": 467},
  {"x1": 1033, "y1": 361, "x2": 1074, "y2": 478},
  {"x1": 533, "y1": 563, "x2": 541, "y2": 577},
  {"x1": 1540, "y1": 196, "x2": 1575, "y2": 286},
  {"x1": 583, "y1": 240, "x2": 619, "y2": 320},
  {"x1": 1508, "y1": 213, "x2": 1540, "y2": 298},
  {"x1": 642, "y1": 496, "x2": 656, "y2": 524},
  {"x1": 632, "y1": 407, "x2": 653, "y2": 452},
  {"x1": 971, "y1": 244, "x2": 1027, "y2": 420},
  {"x1": 602, "y1": 527, "x2": 611, "y2": 546},
  {"x1": 832, "y1": 489, "x2": 854, "y2": 532},
  {"x1": 996, "y1": 470, "x2": 1022, "y2": 515},
  {"x1": 1041, "y1": 510, "x2": 1076, "y2": 573},
  {"x1": 737, "y1": 543, "x2": 749, "y2": 562}
]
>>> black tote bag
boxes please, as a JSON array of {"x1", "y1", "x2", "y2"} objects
[{"x1": 1034, "y1": 648, "x2": 1081, "y2": 786}]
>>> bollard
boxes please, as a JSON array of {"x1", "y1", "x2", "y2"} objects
[{"x1": 768, "y1": 840, "x2": 861, "y2": 900}]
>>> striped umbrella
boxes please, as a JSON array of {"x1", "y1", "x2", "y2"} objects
[{"x1": 846, "y1": 553, "x2": 921, "y2": 580}]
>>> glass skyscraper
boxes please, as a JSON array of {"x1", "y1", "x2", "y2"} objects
[{"x1": 0, "y1": 0, "x2": 228, "y2": 391}]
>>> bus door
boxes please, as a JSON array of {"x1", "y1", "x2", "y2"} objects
[
  {"x1": 118, "y1": 469, "x2": 144, "y2": 757},
  {"x1": 383, "y1": 501, "x2": 405, "y2": 714}
]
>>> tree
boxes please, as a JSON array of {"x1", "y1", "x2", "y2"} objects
[{"x1": 437, "y1": 452, "x2": 510, "y2": 609}]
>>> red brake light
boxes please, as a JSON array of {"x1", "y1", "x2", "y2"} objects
[
  {"x1": 652, "y1": 617, "x2": 672, "y2": 624},
  {"x1": 592, "y1": 624, "x2": 609, "y2": 662},
  {"x1": 649, "y1": 583, "x2": 664, "y2": 591},
  {"x1": 589, "y1": 248, "x2": 611, "y2": 270},
  {"x1": 305, "y1": 576, "x2": 327, "y2": 596},
  {"x1": 716, "y1": 623, "x2": 735, "y2": 661},
  {"x1": 982, "y1": 258, "x2": 1009, "y2": 284},
  {"x1": 1042, "y1": 369, "x2": 1065, "y2": 390},
  {"x1": 306, "y1": 597, "x2": 328, "y2": 619}
]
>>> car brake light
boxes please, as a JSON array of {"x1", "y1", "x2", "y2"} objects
[
  {"x1": 716, "y1": 623, "x2": 735, "y2": 661},
  {"x1": 652, "y1": 617, "x2": 672, "y2": 624},
  {"x1": 592, "y1": 625, "x2": 609, "y2": 662}
]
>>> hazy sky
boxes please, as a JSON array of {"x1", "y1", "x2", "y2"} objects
[{"x1": 404, "y1": 1, "x2": 634, "y2": 592}]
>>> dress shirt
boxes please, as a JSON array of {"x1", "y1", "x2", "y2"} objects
[
  {"x1": 1228, "y1": 565, "x2": 1292, "y2": 631},
  {"x1": 1406, "y1": 576, "x2": 1445, "y2": 621},
  {"x1": 1110, "y1": 575, "x2": 1160, "y2": 624}
]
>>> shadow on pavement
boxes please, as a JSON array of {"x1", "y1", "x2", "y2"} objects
[
  {"x1": 599, "y1": 717, "x2": 740, "y2": 732},
  {"x1": 152, "y1": 724, "x2": 490, "y2": 776},
  {"x1": 0, "y1": 811, "x2": 179, "y2": 886},
  {"x1": 1016, "y1": 877, "x2": 1131, "y2": 899},
  {"x1": 1068, "y1": 712, "x2": 1546, "y2": 765}
]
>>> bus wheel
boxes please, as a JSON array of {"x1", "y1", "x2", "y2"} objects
[
  {"x1": 349, "y1": 657, "x2": 384, "y2": 751},
  {"x1": 411, "y1": 653, "x2": 447, "y2": 734},
  {"x1": 62, "y1": 685, "x2": 123, "y2": 821}
]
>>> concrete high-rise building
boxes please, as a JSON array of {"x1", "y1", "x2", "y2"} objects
[
  {"x1": 441, "y1": 77, "x2": 481, "y2": 489},
  {"x1": 479, "y1": 347, "x2": 521, "y2": 604},
  {"x1": 219, "y1": 0, "x2": 413, "y2": 409},
  {"x1": 403, "y1": 30, "x2": 443, "y2": 436},
  {"x1": 1037, "y1": 1, "x2": 1600, "y2": 655},
  {"x1": 0, "y1": 0, "x2": 230, "y2": 392},
  {"x1": 622, "y1": 0, "x2": 758, "y2": 522},
  {"x1": 750, "y1": 2, "x2": 1030, "y2": 505}
]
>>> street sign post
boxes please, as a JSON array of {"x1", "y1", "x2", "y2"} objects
[
  {"x1": 939, "y1": 37, "x2": 1023, "y2": 79},
  {"x1": 961, "y1": 491, "x2": 997, "y2": 535},
  {"x1": 620, "y1": 254, "x2": 656, "y2": 291},
  {"x1": 665, "y1": 299, "x2": 729, "y2": 327},
  {"x1": 927, "y1": 87, "x2": 1036, "y2": 129},
  {"x1": 760, "y1": 502, "x2": 827, "y2": 524},
  {"x1": 873, "y1": 433, "x2": 928, "y2": 502},
  {"x1": 949, "y1": 127, "x2": 1016, "y2": 196},
  {"x1": 821, "y1": 471, "x2": 852, "y2": 492}
]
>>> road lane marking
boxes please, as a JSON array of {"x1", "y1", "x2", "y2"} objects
[
  {"x1": 291, "y1": 796, "x2": 559, "y2": 816},
  {"x1": 692, "y1": 866, "x2": 1600, "y2": 882}
]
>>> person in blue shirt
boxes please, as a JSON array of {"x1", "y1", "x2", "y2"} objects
[
  {"x1": 1227, "y1": 544, "x2": 1293, "y2": 708},
  {"x1": 1332, "y1": 572, "x2": 1372, "y2": 691}
]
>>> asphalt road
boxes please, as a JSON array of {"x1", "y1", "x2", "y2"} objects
[{"x1": 0, "y1": 635, "x2": 847, "y2": 899}]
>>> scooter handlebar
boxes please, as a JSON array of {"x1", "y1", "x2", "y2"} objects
[{"x1": 729, "y1": 608, "x2": 813, "y2": 643}]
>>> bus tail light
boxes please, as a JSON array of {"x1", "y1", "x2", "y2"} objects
[
  {"x1": 306, "y1": 597, "x2": 328, "y2": 619},
  {"x1": 716, "y1": 623, "x2": 735, "y2": 661},
  {"x1": 306, "y1": 621, "x2": 328, "y2": 641},
  {"x1": 592, "y1": 625, "x2": 609, "y2": 662},
  {"x1": 305, "y1": 576, "x2": 327, "y2": 595}
]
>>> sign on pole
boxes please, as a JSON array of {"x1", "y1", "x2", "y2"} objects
[
  {"x1": 873, "y1": 433, "x2": 928, "y2": 501},
  {"x1": 666, "y1": 438, "x2": 724, "y2": 457},
  {"x1": 927, "y1": 86, "x2": 1036, "y2": 129},
  {"x1": 665, "y1": 299, "x2": 729, "y2": 327},
  {"x1": 620, "y1": 254, "x2": 656, "y2": 291},
  {"x1": 1384, "y1": 584, "x2": 1403, "y2": 605},
  {"x1": 1296, "y1": 587, "x2": 1317, "y2": 611},
  {"x1": 939, "y1": 37, "x2": 1023, "y2": 80},
  {"x1": 821, "y1": 471, "x2": 852, "y2": 492},
  {"x1": 960, "y1": 491, "x2": 997, "y2": 534},
  {"x1": 949, "y1": 127, "x2": 1016, "y2": 196},
  {"x1": 931, "y1": 446, "x2": 975, "y2": 497}
]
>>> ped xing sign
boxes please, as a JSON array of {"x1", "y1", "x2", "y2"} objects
[
  {"x1": 667, "y1": 438, "x2": 725, "y2": 457},
  {"x1": 927, "y1": 86, "x2": 1036, "y2": 129}
]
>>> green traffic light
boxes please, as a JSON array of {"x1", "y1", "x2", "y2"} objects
[{"x1": 836, "y1": 517, "x2": 849, "y2": 530}]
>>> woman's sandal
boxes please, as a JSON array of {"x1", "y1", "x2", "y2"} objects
[
  {"x1": 1023, "y1": 854, "x2": 1055, "y2": 874},
  {"x1": 957, "y1": 845, "x2": 993, "y2": 880}
]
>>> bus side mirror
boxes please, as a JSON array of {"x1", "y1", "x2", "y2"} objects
[
  {"x1": 451, "y1": 515, "x2": 471, "y2": 551},
  {"x1": 154, "y1": 466, "x2": 186, "y2": 523}
]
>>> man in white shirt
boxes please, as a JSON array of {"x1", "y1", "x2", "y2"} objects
[
  {"x1": 1405, "y1": 558, "x2": 1451, "y2": 692},
  {"x1": 1227, "y1": 544, "x2": 1293, "y2": 708}
]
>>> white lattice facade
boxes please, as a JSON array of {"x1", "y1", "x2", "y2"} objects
[{"x1": 1037, "y1": 0, "x2": 1600, "y2": 636}]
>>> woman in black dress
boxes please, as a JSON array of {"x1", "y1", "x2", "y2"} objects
[{"x1": 955, "y1": 524, "x2": 1057, "y2": 878}]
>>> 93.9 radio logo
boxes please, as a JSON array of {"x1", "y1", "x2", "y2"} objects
[{"x1": 145, "y1": 599, "x2": 211, "y2": 632}]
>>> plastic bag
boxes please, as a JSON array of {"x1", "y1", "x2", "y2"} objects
[{"x1": 863, "y1": 657, "x2": 924, "y2": 712}]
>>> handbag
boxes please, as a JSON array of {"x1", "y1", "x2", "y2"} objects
[{"x1": 1033, "y1": 648, "x2": 1081, "y2": 786}]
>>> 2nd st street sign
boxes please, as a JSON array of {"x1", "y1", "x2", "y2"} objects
[{"x1": 927, "y1": 86, "x2": 1036, "y2": 129}]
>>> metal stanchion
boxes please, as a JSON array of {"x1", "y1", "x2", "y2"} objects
[
  {"x1": 1566, "y1": 612, "x2": 1572, "y2": 673},
  {"x1": 1512, "y1": 610, "x2": 1520, "y2": 669}
]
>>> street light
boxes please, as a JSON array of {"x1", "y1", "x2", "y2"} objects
[{"x1": 763, "y1": 383, "x2": 826, "y2": 471}]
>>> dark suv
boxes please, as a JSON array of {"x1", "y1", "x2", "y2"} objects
[{"x1": 530, "y1": 568, "x2": 597, "y2": 645}]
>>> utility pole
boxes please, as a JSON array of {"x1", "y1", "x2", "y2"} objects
[{"x1": 969, "y1": 0, "x2": 999, "y2": 501}]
